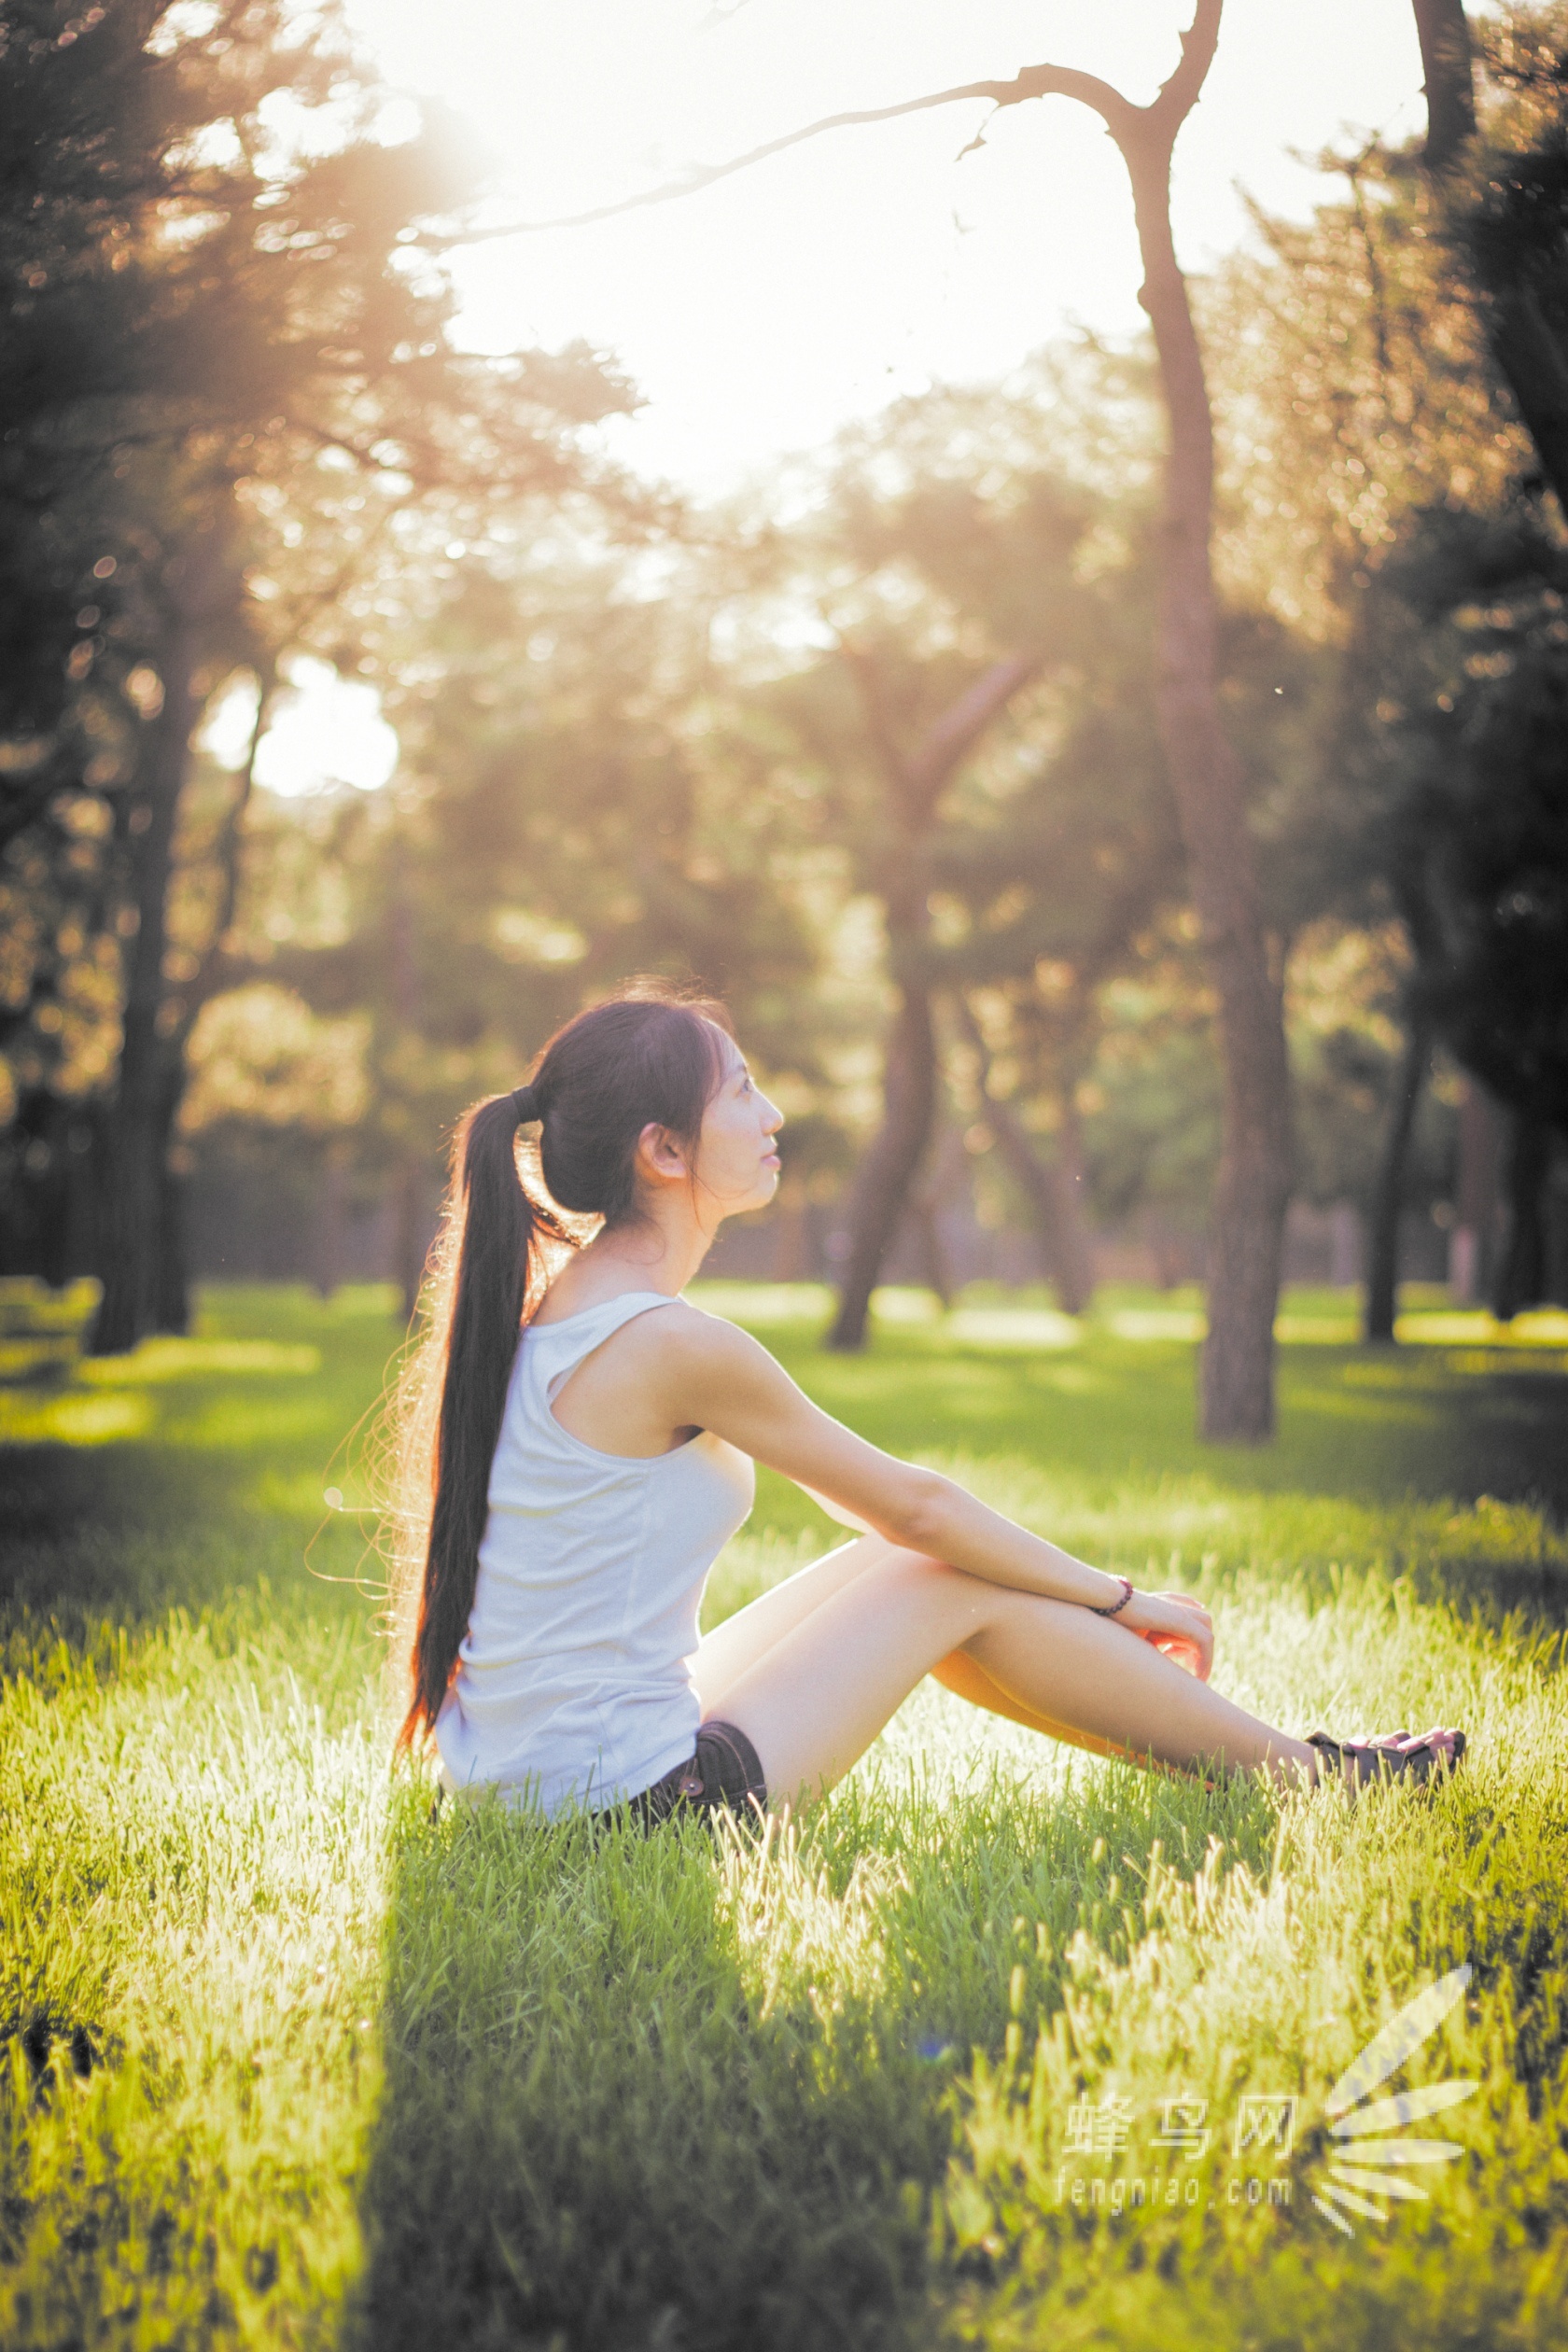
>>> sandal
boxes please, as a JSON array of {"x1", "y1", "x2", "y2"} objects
[{"x1": 1305, "y1": 1726, "x2": 1466, "y2": 1794}]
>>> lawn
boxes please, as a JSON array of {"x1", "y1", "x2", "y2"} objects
[{"x1": 3, "y1": 1281, "x2": 1567, "y2": 2351}]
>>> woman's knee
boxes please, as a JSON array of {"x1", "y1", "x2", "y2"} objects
[{"x1": 877, "y1": 1547, "x2": 995, "y2": 1626}]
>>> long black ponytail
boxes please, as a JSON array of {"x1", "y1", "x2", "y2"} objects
[{"x1": 393, "y1": 984, "x2": 731, "y2": 1754}]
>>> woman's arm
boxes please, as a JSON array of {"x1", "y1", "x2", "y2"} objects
[{"x1": 659, "y1": 1309, "x2": 1214, "y2": 1676}]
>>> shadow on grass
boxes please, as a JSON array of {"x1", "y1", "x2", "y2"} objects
[
  {"x1": 0, "y1": 1439, "x2": 377, "y2": 1667},
  {"x1": 347, "y1": 1793, "x2": 944, "y2": 2352},
  {"x1": 345, "y1": 1758, "x2": 1290, "y2": 2352}
]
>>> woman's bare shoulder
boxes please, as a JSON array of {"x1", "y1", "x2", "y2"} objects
[
  {"x1": 658, "y1": 1296, "x2": 769, "y2": 1352},
  {"x1": 655, "y1": 1301, "x2": 806, "y2": 1416},
  {"x1": 629, "y1": 1297, "x2": 785, "y2": 1378}
]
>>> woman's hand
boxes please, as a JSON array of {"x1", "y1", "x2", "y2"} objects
[{"x1": 1117, "y1": 1589, "x2": 1214, "y2": 1681}]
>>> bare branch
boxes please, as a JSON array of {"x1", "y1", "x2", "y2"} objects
[
  {"x1": 179, "y1": 657, "x2": 277, "y2": 1037},
  {"x1": 425, "y1": 59, "x2": 1141, "y2": 248},
  {"x1": 409, "y1": 2, "x2": 1227, "y2": 259},
  {"x1": 1147, "y1": 0, "x2": 1223, "y2": 133}
]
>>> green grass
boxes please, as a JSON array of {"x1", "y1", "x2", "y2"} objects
[{"x1": 3, "y1": 1281, "x2": 1567, "y2": 2350}]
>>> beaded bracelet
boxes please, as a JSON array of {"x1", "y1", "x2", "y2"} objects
[{"x1": 1091, "y1": 1575, "x2": 1134, "y2": 1618}]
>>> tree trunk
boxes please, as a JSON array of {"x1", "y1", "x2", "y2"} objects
[
  {"x1": 386, "y1": 848, "x2": 433, "y2": 1327},
  {"x1": 908, "y1": 1195, "x2": 954, "y2": 1309},
  {"x1": 826, "y1": 654, "x2": 1036, "y2": 1351},
  {"x1": 1493, "y1": 1110, "x2": 1552, "y2": 1320},
  {"x1": 393, "y1": 1151, "x2": 429, "y2": 1328},
  {"x1": 1450, "y1": 1075, "x2": 1503, "y2": 1302},
  {"x1": 63, "y1": 1110, "x2": 98, "y2": 1281},
  {"x1": 1412, "y1": 0, "x2": 1477, "y2": 173},
  {"x1": 1365, "y1": 1008, "x2": 1430, "y2": 1342},
  {"x1": 91, "y1": 531, "x2": 223, "y2": 1354},
  {"x1": 903, "y1": 1125, "x2": 971, "y2": 1309},
  {"x1": 155, "y1": 1154, "x2": 190, "y2": 1336},
  {"x1": 987, "y1": 1094, "x2": 1095, "y2": 1315},
  {"x1": 1483, "y1": 290, "x2": 1568, "y2": 515},
  {"x1": 1054, "y1": 1100, "x2": 1095, "y2": 1308},
  {"x1": 1547, "y1": 1152, "x2": 1568, "y2": 1308},
  {"x1": 772, "y1": 1173, "x2": 811, "y2": 1281},
  {"x1": 1122, "y1": 132, "x2": 1294, "y2": 1439},
  {"x1": 827, "y1": 984, "x2": 937, "y2": 1349},
  {"x1": 1143, "y1": 1209, "x2": 1189, "y2": 1290},
  {"x1": 952, "y1": 994, "x2": 1096, "y2": 1313}
]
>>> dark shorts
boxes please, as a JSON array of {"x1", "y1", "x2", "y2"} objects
[{"x1": 606, "y1": 1718, "x2": 768, "y2": 1830}]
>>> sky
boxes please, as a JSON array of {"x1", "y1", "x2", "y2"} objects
[
  {"x1": 252, "y1": 0, "x2": 1432, "y2": 790},
  {"x1": 342, "y1": 0, "x2": 1430, "y2": 492}
]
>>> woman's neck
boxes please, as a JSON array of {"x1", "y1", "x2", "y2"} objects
[{"x1": 548, "y1": 1203, "x2": 715, "y2": 1311}]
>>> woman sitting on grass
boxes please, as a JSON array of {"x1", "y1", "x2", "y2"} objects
[{"x1": 394, "y1": 986, "x2": 1465, "y2": 1823}]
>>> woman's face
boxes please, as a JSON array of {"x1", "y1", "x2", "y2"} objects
[{"x1": 693, "y1": 1036, "x2": 783, "y2": 1219}]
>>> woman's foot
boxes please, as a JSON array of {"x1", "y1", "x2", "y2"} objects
[{"x1": 1305, "y1": 1726, "x2": 1466, "y2": 1793}]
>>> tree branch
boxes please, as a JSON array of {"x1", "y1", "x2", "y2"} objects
[
  {"x1": 1148, "y1": 0, "x2": 1223, "y2": 133},
  {"x1": 424, "y1": 2, "x2": 1225, "y2": 249},
  {"x1": 177, "y1": 657, "x2": 277, "y2": 1042},
  {"x1": 839, "y1": 646, "x2": 1038, "y2": 821},
  {"x1": 904, "y1": 654, "x2": 1039, "y2": 806},
  {"x1": 951, "y1": 991, "x2": 1094, "y2": 1311}
]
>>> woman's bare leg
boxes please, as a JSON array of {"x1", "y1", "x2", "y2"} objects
[
  {"x1": 696, "y1": 1536, "x2": 1131, "y2": 1768},
  {"x1": 930, "y1": 1649, "x2": 1131, "y2": 1763},
  {"x1": 702, "y1": 1545, "x2": 1320, "y2": 1810},
  {"x1": 693, "y1": 1533, "x2": 899, "y2": 1696}
]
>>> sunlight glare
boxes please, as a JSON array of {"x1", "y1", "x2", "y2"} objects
[
  {"x1": 339, "y1": 0, "x2": 1427, "y2": 491},
  {"x1": 226, "y1": 657, "x2": 402, "y2": 798}
]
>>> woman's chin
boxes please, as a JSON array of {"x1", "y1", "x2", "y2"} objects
[{"x1": 708, "y1": 1172, "x2": 780, "y2": 1224}]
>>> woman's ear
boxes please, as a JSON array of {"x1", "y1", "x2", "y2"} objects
[{"x1": 634, "y1": 1121, "x2": 691, "y2": 1187}]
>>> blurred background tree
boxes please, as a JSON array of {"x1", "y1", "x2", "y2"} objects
[
  {"x1": 305, "y1": 545, "x2": 823, "y2": 1317},
  {"x1": 1200, "y1": 0, "x2": 1568, "y2": 1332},
  {"x1": 0, "y1": 0, "x2": 632, "y2": 1347},
  {"x1": 745, "y1": 388, "x2": 1097, "y2": 1349}
]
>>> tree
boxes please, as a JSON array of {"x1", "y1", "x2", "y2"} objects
[
  {"x1": 516, "y1": 0, "x2": 1294, "y2": 1435},
  {"x1": 236, "y1": 541, "x2": 824, "y2": 1315},
  {"x1": 951, "y1": 993, "x2": 1097, "y2": 1312},
  {"x1": 1413, "y1": 0, "x2": 1568, "y2": 513},
  {"x1": 741, "y1": 391, "x2": 1162, "y2": 1345},
  {"x1": 0, "y1": 0, "x2": 632, "y2": 1347},
  {"x1": 1196, "y1": 18, "x2": 1568, "y2": 1333},
  {"x1": 1398, "y1": 1, "x2": 1568, "y2": 1318},
  {"x1": 818, "y1": 652, "x2": 1036, "y2": 1348},
  {"x1": 1364, "y1": 510, "x2": 1568, "y2": 1311},
  {"x1": 1207, "y1": 6, "x2": 1568, "y2": 1327}
]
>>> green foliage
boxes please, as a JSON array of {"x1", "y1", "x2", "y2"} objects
[
  {"x1": 3, "y1": 1284, "x2": 1567, "y2": 2345},
  {"x1": 755, "y1": 382, "x2": 1183, "y2": 1009},
  {"x1": 1361, "y1": 507, "x2": 1568, "y2": 1130},
  {"x1": 0, "y1": 0, "x2": 632, "y2": 1308},
  {"x1": 1205, "y1": 12, "x2": 1568, "y2": 1157},
  {"x1": 375, "y1": 553, "x2": 824, "y2": 1063}
]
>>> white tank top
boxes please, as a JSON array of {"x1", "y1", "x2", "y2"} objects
[{"x1": 434, "y1": 1291, "x2": 755, "y2": 1815}]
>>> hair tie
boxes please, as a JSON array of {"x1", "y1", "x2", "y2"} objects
[{"x1": 511, "y1": 1083, "x2": 540, "y2": 1125}]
